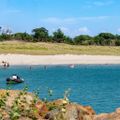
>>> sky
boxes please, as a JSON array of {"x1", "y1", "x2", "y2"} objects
[{"x1": 0, "y1": 0, "x2": 120, "y2": 37}]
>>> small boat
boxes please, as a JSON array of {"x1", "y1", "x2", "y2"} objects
[{"x1": 6, "y1": 75, "x2": 24, "y2": 84}]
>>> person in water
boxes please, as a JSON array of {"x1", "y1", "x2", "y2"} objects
[
  {"x1": 2, "y1": 61, "x2": 10, "y2": 68},
  {"x1": 12, "y1": 74, "x2": 20, "y2": 80},
  {"x1": 12, "y1": 75, "x2": 17, "y2": 79},
  {"x1": 44, "y1": 65, "x2": 47, "y2": 70}
]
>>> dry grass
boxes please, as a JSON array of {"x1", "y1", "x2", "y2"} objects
[{"x1": 0, "y1": 41, "x2": 120, "y2": 55}]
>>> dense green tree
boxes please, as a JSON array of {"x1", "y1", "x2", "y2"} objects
[
  {"x1": 94, "y1": 33, "x2": 115, "y2": 45},
  {"x1": 32, "y1": 27, "x2": 49, "y2": 42},
  {"x1": 0, "y1": 27, "x2": 13, "y2": 41},
  {"x1": 98, "y1": 33, "x2": 115, "y2": 39},
  {"x1": 52, "y1": 29, "x2": 65, "y2": 43},
  {"x1": 14, "y1": 32, "x2": 33, "y2": 41},
  {"x1": 115, "y1": 34, "x2": 120, "y2": 40},
  {"x1": 47, "y1": 35, "x2": 54, "y2": 42},
  {"x1": 0, "y1": 27, "x2": 2, "y2": 34},
  {"x1": 14, "y1": 33, "x2": 23, "y2": 40},
  {"x1": 0, "y1": 35, "x2": 3, "y2": 41},
  {"x1": 0, "y1": 34, "x2": 12, "y2": 41},
  {"x1": 74, "y1": 35, "x2": 92, "y2": 45},
  {"x1": 115, "y1": 39, "x2": 120, "y2": 46},
  {"x1": 64, "y1": 36, "x2": 74, "y2": 45},
  {"x1": 93, "y1": 36, "x2": 103, "y2": 45},
  {"x1": 0, "y1": 27, "x2": 3, "y2": 41}
]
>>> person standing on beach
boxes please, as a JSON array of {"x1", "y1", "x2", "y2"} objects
[{"x1": 1, "y1": 61, "x2": 10, "y2": 68}]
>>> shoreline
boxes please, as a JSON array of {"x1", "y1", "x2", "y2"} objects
[{"x1": 0, "y1": 54, "x2": 120, "y2": 65}]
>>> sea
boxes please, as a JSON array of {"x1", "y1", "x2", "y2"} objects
[{"x1": 0, "y1": 64, "x2": 120, "y2": 114}]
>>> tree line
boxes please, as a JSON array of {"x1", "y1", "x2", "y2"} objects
[{"x1": 0, "y1": 27, "x2": 120, "y2": 46}]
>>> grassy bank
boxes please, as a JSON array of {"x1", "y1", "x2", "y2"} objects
[{"x1": 0, "y1": 41, "x2": 120, "y2": 55}]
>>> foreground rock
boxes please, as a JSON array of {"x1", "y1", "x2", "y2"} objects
[
  {"x1": 0, "y1": 90, "x2": 96, "y2": 120},
  {"x1": 45, "y1": 99, "x2": 95, "y2": 120},
  {"x1": 94, "y1": 108, "x2": 120, "y2": 120},
  {"x1": 1, "y1": 90, "x2": 120, "y2": 120}
]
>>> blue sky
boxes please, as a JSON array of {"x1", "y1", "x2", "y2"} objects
[{"x1": 0, "y1": 0, "x2": 120, "y2": 37}]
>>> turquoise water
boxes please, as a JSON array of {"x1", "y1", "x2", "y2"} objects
[{"x1": 0, "y1": 65, "x2": 120, "y2": 113}]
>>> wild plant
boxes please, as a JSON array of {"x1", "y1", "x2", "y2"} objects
[{"x1": 63, "y1": 88, "x2": 71, "y2": 102}]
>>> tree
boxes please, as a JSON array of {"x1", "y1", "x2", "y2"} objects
[
  {"x1": 32, "y1": 27, "x2": 49, "y2": 42},
  {"x1": 14, "y1": 32, "x2": 33, "y2": 41},
  {"x1": 115, "y1": 39, "x2": 120, "y2": 46},
  {"x1": 115, "y1": 34, "x2": 120, "y2": 40},
  {"x1": 64, "y1": 36, "x2": 74, "y2": 45},
  {"x1": 98, "y1": 33, "x2": 115, "y2": 39},
  {"x1": 94, "y1": 33, "x2": 115, "y2": 45},
  {"x1": 74, "y1": 35, "x2": 92, "y2": 45},
  {"x1": 0, "y1": 27, "x2": 2, "y2": 41},
  {"x1": 0, "y1": 34, "x2": 12, "y2": 40},
  {"x1": 2, "y1": 28, "x2": 12, "y2": 35},
  {"x1": 52, "y1": 29, "x2": 65, "y2": 43},
  {"x1": 0, "y1": 27, "x2": 13, "y2": 41},
  {"x1": 0, "y1": 27, "x2": 2, "y2": 34}
]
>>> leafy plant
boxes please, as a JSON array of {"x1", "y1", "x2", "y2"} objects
[{"x1": 63, "y1": 88, "x2": 71, "y2": 102}]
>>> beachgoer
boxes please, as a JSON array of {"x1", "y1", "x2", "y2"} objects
[
  {"x1": 12, "y1": 75, "x2": 17, "y2": 79},
  {"x1": 44, "y1": 65, "x2": 47, "y2": 69},
  {"x1": 2, "y1": 61, "x2": 10, "y2": 68},
  {"x1": 29, "y1": 66, "x2": 32, "y2": 70},
  {"x1": 6, "y1": 62, "x2": 10, "y2": 67}
]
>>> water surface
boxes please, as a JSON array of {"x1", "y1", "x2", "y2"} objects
[{"x1": 0, "y1": 65, "x2": 120, "y2": 113}]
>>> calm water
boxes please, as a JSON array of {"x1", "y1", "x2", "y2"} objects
[{"x1": 0, "y1": 65, "x2": 120, "y2": 113}]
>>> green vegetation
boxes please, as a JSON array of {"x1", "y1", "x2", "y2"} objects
[
  {"x1": 0, "y1": 41, "x2": 120, "y2": 55},
  {"x1": 0, "y1": 26, "x2": 120, "y2": 55},
  {"x1": 0, "y1": 26, "x2": 120, "y2": 46}
]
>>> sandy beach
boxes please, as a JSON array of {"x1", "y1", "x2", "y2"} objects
[{"x1": 0, "y1": 54, "x2": 120, "y2": 65}]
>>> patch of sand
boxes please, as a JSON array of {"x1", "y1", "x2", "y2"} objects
[{"x1": 0, "y1": 54, "x2": 120, "y2": 65}]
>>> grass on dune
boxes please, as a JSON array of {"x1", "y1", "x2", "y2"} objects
[{"x1": 0, "y1": 41, "x2": 120, "y2": 55}]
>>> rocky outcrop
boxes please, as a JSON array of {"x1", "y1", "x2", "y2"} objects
[
  {"x1": 0, "y1": 90, "x2": 95, "y2": 120},
  {"x1": 45, "y1": 104, "x2": 95, "y2": 120},
  {"x1": 94, "y1": 108, "x2": 120, "y2": 120},
  {"x1": 44, "y1": 99, "x2": 95, "y2": 120},
  {"x1": 1, "y1": 90, "x2": 120, "y2": 120}
]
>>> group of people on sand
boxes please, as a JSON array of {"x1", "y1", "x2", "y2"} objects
[{"x1": 1, "y1": 61, "x2": 10, "y2": 68}]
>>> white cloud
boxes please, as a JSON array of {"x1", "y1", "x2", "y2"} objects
[
  {"x1": 4, "y1": 9, "x2": 21, "y2": 14},
  {"x1": 93, "y1": 1, "x2": 105, "y2": 6},
  {"x1": 85, "y1": 0, "x2": 114, "y2": 7},
  {"x1": 78, "y1": 27, "x2": 90, "y2": 34},
  {"x1": 93, "y1": 1, "x2": 113, "y2": 6},
  {"x1": 0, "y1": 9, "x2": 21, "y2": 15},
  {"x1": 60, "y1": 27, "x2": 69, "y2": 32},
  {"x1": 43, "y1": 17, "x2": 60, "y2": 24},
  {"x1": 41, "y1": 16, "x2": 110, "y2": 25},
  {"x1": 42, "y1": 17, "x2": 77, "y2": 24},
  {"x1": 101, "y1": 30, "x2": 107, "y2": 33},
  {"x1": 79, "y1": 16, "x2": 109, "y2": 20}
]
